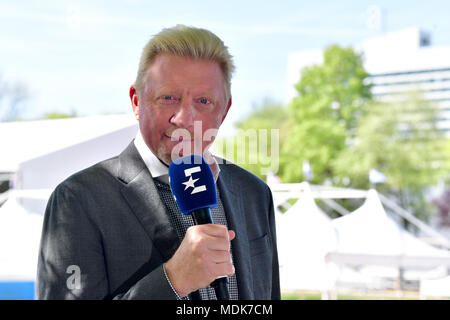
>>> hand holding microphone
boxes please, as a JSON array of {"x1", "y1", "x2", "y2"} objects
[
  {"x1": 165, "y1": 154, "x2": 234, "y2": 300},
  {"x1": 164, "y1": 224, "x2": 235, "y2": 298}
]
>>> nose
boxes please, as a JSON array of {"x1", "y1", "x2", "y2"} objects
[{"x1": 170, "y1": 101, "x2": 195, "y2": 129}]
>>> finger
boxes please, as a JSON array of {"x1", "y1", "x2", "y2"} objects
[
  {"x1": 214, "y1": 261, "x2": 235, "y2": 278},
  {"x1": 202, "y1": 228, "x2": 235, "y2": 250},
  {"x1": 204, "y1": 234, "x2": 231, "y2": 251},
  {"x1": 200, "y1": 224, "x2": 229, "y2": 238},
  {"x1": 210, "y1": 250, "x2": 232, "y2": 264}
]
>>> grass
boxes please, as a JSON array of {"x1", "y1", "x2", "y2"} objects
[{"x1": 280, "y1": 289, "x2": 448, "y2": 300}]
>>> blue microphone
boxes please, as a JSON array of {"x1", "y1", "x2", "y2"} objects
[{"x1": 169, "y1": 154, "x2": 230, "y2": 300}]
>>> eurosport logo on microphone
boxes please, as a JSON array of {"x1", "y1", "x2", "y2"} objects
[{"x1": 182, "y1": 166, "x2": 207, "y2": 195}]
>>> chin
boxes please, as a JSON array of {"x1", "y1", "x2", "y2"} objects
[{"x1": 154, "y1": 146, "x2": 171, "y2": 166}]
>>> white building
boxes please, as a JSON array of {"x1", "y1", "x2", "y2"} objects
[{"x1": 287, "y1": 27, "x2": 450, "y2": 137}]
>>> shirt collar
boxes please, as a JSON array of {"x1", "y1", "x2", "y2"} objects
[{"x1": 134, "y1": 130, "x2": 220, "y2": 184}]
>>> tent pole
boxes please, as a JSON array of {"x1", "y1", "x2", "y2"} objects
[{"x1": 378, "y1": 193, "x2": 450, "y2": 249}]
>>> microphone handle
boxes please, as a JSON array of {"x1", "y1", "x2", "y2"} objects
[
  {"x1": 191, "y1": 207, "x2": 213, "y2": 225},
  {"x1": 190, "y1": 208, "x2": 230, "y2": 300}
]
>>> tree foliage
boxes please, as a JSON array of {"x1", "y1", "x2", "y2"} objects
[
  {"x1": 332, "y1": 93, "x2": 448, "y2": 190},
  {"x1": 279, "y1": 45, "x2": 371, "y2": 183},
  {"x1": 332, "y1": 93, "x2": 449, "y2": 221},
  {"x1": 213, "y1": 99, "x2": 288, "y2": 180},
  {"x1": 228, "y1": 44, "x2": 449, "y2": 222},
  {"x1": 42, "y1": 111, "x2": 77, "y2": 119}
]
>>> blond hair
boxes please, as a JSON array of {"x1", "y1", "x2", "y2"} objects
[{"x1": 134, "y1": 24, "x2": 235, "y2": 101}]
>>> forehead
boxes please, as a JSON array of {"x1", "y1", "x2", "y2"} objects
[{"x1": 145, "y1": 54, "x2": 225, "y2": 93}]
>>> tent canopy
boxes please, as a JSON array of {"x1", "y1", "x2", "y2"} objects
[
  {"x1": 274, "y1": 182, "x2": 339, "y2": 291},
  {"x1": 271, "y1": 182, "x2": 450, "y2": 293},
  {"x1": 327, "y1": 190, "x2": 450, "y2": 268},
  {"x1": 1, "y1": 114, "x2": 139, "y2": 215},
  {"x1": 0, "y1": 195, "x2": 43, "y2": 280},
  {"x1": 0, "y1": 114, "x2": 137, "y2": 173}
]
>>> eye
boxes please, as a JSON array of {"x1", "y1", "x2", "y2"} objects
[
  {"x1": 158, "y1": 95, "x2": 179, "y2": 104},
  {"x1": 198, "y1": 98, "x2": 210, "y2": 104}
]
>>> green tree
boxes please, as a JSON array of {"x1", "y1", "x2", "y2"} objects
[
  {"x1": 280, "y1": 45, "x2": 372, "y2": 183},
  {"x1": 332, "y1": 92, "x2": 449, "y2": 221},
  {"x1": 42, "y1": 111, "x2": 77, "y2": 119},
  {"x1": 213, "y1": 99, "x2": 288, "y2": 180},
  {"x1": 234, "y1": 98, "x2": 287, "y2": 132}
]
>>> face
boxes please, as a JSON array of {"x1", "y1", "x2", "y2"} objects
[{"x1": 130, "y1": 54, "x2": 232, "y2": 166}]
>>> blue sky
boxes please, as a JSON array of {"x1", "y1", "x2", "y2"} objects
[{"x1": 1, "y1": 0, "x2": 450, "y2": 134}]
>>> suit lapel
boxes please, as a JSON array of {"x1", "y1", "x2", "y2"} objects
[
  {"x1": 217, "y1": 164, "x2": 254, "y2": 300},
  {"x1": 117, "y1": 142, "x2": 179, "y2": 262}
]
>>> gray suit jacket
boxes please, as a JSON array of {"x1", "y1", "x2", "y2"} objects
[{"x1": 37, "y1": 141, "x2": 280, "y2": 300}]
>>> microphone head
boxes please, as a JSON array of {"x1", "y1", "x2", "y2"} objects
[{"x1": 168, "y1": 154, "x2": 217, "y2": 215}]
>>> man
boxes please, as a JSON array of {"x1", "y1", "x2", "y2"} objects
[{"x1": 37, "y1": 25, "x2": 280, "y2": 300}]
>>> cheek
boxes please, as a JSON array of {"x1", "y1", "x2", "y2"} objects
[
  {"x1": 139, "y1": 110, "x2": 166, "y2": 146},
  {"x1": 140, "y1": 107, "x2": 168, "y2": 131},
  {"x1": 201, "y1": 113, "x2": 223, "y2": 131},
  {"x1": 199, "y1": 115, "x2": 223, "y2": 145}
]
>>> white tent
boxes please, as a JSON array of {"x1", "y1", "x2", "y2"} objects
[
  {"x1": 271, "y1": 183, "x2": 450, "y2": 297},
  {"x1": 274, "y1": 182, "x2": 339, "y2": 294},
  {"x1": 327, "y1": 190, "x2": 450, "y2": 269},
  {"x1": 0, "y1": 115, "x2": 138, "y2": 298},
  {"x1": 0, "y1": 114, "x2": 138, "y2": 215},
  {"x1": 326, "y1": 189, "x2": 450, "y2": 292},
  {"x1": 0, "y1": 195, "x2": 43, "y2": 281},
  {"x1": 420, "y1": 275, "x2": 450, "y2": 298},
  {"x1": 0, "y1": 114, "x2": 138, "y2": 173}
]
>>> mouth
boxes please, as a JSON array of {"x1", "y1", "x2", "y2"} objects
[{"x1": 164, "y1": 132, "x2": 194, "y2": 142}]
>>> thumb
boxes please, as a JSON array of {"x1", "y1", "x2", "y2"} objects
[{"x1": 228, "y1": 230, "x2": 236, "y2": 241}]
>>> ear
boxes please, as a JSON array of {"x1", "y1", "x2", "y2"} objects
[
  {"x1": 220, "y1": 97, "x2": 232, "y2": 124},
  {"x1": 129, "y1": 85, "x2": 140, "y2": 120}
]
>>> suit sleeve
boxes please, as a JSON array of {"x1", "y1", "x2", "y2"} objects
[
  {"x1": 267, "y1": 185, "x2": 281, "y2": 300},
  {"x1": 36, "y1": 184, "x2": 177, "y2": 300}
]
